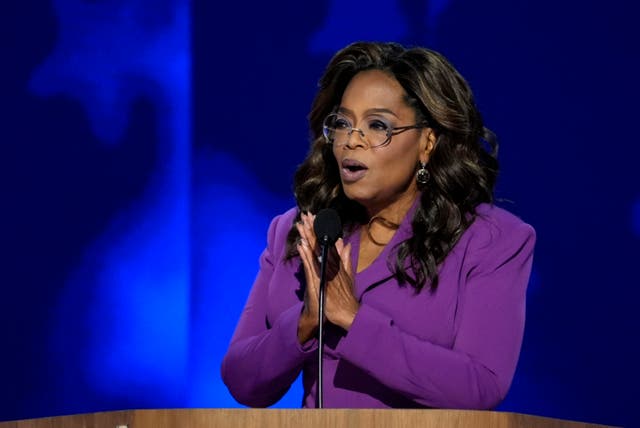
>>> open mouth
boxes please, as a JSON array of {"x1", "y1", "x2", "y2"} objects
[
  {"x1": 345, "y1": 164, "x2": 366, "y2": 172},
  {"x1": 340, "y1": 159, "x2": 368, "y2": 182},
  {"x1": 342, "y1": 159, "x2": 368, "y2": 171}
]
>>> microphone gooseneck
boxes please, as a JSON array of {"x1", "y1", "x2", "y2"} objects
[{"x1": 312, "y1": 208, "x2": 342, "y2": 409}]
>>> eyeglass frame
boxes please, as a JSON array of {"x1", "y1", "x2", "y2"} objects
[{"x1": 322, "y1": 112, "x2": 429, "y2": 149}]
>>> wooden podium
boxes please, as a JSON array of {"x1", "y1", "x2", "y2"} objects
[{"x1": 0, "y1": 409, "x2": 617, "y2": 428}]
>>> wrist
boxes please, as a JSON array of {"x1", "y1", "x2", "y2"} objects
[
  {"x1": 335, "y1": 305, "x2": 359, "y2": 331},
  {"x1": 297, "y1": 311, "x2": 318, "y2": 344}
]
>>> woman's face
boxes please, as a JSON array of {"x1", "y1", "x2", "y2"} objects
[{"x1": 332, "y1": 69, "x2": 432, "y2": 216}]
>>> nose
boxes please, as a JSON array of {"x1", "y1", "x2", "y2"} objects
[{"x1": 344, "y1": 128, "x2": 367, "y2": 149}]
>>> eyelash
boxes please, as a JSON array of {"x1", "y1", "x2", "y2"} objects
[
  {"x1": 335, "y1": 118, "x2": 392, "y2": 130},
  {"x1": 368, "y1": 120, "x2": 389, "y2": 131}
]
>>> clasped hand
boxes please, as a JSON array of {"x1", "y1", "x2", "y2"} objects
[{"x1": 296, "y1": 212, "x2": 359, "y2": 344}]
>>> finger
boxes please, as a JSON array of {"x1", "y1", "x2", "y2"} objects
[
  {"x1": 298, "y1": 242, "x2": 320, "y2": 291},
  {"x1": 341, "y1": 242, "x2": 353, "y2": 278},
  {"x1": 332, "y1": 239, "x2": 349, "y2": 270},
  {"x1": 296, "y1": 241, "x2": 311, "y2": 274},
  {"x1": 298, "y1": 236, "x2": 316, "y2": 272},
  {"x1": 296, "y1": 222, "x2": 310, "y2": 248},
  {"x1": 297, "y1": 243, "x2": 320, "y2": 317},
  {"x1": 296, "y1": 225, "x2": 313, "y2": 264},
  {"x1": 302, "y1": 212, "x2": 319, "y2": 255},
  {"x1": 303, "y1": 212, "x2": 312, "y2": 233},
  {"x1": 325, "y1": 238, "x2": 344, "y2": 274},
  {"x1": 305, "y1": 213, "x2": 318, "y2": 249}
]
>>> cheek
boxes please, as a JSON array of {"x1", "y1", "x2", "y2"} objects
[
  {"x1": 382, "y1": 145, "x2": 419, "y2": 174},
  {"x1": 382, "y1": 162, "x2": 415, "y2": 185},
  {"x1": 332, "y1": 146, "x2": 339, "y2": 161},
  {"x1": 367, "y1": 153, "x2": 418, "y2": 191}
]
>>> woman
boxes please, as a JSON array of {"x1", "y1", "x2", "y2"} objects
[{"x1": 221, "y1": 41, "x2": 535, "y2": 409}]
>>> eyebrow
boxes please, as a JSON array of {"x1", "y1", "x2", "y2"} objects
[{"x1": 338, "y1": 106, "x2": 400, "y2": 119}]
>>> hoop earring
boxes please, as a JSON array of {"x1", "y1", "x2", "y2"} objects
[{"x1": 416, "y1": 162, "x2": 430, "y2": 185}]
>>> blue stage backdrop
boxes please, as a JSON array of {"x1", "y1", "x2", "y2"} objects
[{"x1": 1, "y1": 1, "x2": 638, "y2": 427}]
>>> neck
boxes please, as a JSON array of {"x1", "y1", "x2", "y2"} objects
[{"x1": 365, "y1": 189, "x2": 419, "y2": 225}]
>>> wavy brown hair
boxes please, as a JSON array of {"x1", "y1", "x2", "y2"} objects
[{"x1": 286, "y1": 41, "x2": 498, "y2": 291}]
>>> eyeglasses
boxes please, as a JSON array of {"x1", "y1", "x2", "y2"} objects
[{"x1": 322, "y1": 113, "x2": 428, "y2": 149}]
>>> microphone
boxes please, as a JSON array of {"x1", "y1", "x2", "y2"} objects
[
  {"x1": 313, "y1": 208, "x2": 342, "y2": 249},
  {"x1": 313, "y1": 208, "x2": 342, "y2": 409}
]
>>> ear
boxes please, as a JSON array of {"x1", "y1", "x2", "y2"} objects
[{"x1": 418, "y1": 128, "x2": 437, "y2": 165}]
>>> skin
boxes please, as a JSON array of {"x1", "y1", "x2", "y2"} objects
[{"x1": 297, "y1": 70, "x2": 435, "y2": 344}]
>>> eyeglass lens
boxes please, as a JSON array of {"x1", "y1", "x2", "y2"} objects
[{"x1": 323, "y1": 114, "x2": 391, "y2": 148}]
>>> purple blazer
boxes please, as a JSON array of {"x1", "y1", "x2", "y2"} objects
[{"x1": 221, "y1": 202, "x2": 536, "y2": 409}]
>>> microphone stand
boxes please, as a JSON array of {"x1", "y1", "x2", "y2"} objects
[
  {"x1": 317, "y1": 235, "x2": 330, "y2": 409},
  {"x1": 312, "y1": 207, "x2": 341, "y2": 409}
]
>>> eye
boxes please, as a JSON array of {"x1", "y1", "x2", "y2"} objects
[
  {"x1": 334, "y1": 118, "x2": 351, "y2": 129},
  {"x1": 368, "y1": 119, "x2": 390, "y2": 132}
]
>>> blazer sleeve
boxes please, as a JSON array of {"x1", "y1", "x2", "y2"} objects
[
  {"x1": 335, "y1": 219, "x2": 536, "y2": 409},
  {"x1": 220, "y1": 210, "x2": 317, "y2": 407}
]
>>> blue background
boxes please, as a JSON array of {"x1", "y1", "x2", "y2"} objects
[{"x1": 1, "y1": 1, "x2": 638, "y2": 426}]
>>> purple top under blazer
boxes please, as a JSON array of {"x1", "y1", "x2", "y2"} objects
[{"x1": 221, "y1": 200, "x2": 536, "y2": 409}]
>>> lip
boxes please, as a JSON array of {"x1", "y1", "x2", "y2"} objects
[{"x1": 340, "y1": 158, "x2": 368, "y2": 183}]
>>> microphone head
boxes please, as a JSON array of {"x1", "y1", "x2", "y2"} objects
[{"x1": 313, "y1": 208, "x2": 342, "y2": 245}]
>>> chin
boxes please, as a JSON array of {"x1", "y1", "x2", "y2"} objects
[
  {"x1": 342, "y1": 185, "x2": 375, "y2": 207},
  {"x1": 342, "y1": 184, "x2": 364, "y2": 199}
]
